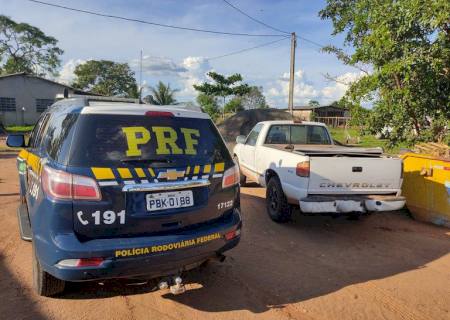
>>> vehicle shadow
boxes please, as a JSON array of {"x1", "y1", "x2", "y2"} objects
[
  {"x1": 0, "y1": 253, "x2": 48, "y2": 320},
  {"x1": 0, "y1": 153, "x2": 19, "y2": 159},
  {"x1": 55, "y1": 188, "x2": 450, "y2": 315},
  {"x1": 61, "y1": 278, "x2": 159, "y2": 299},
  {"x1": 159, "y1": 191, "x2": 450, "y2": 313}
]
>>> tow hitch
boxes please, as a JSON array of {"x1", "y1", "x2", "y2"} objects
[
  {"x1": 158, "y1": 275, "x2": 185, "y2": 295},
  {"x1": 156, "y1": 254, "x2": 227, "y2": 295}
]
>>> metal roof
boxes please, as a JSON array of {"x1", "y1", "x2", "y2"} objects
[{"x1": 0, "y1": 72, "x2": 92, "y2": 95}]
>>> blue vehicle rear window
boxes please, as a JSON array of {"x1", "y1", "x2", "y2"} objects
[{"x1": 67, "y1": 114, "x2": 231, "y2": 167}]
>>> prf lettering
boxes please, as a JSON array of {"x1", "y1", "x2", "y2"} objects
[{"x1": 122, "y1": 126, "x2": 200, "y2": 157}]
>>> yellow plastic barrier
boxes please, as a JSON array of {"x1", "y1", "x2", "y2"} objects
[{"x1": 401, "y1": 153, "x2": 450, "y2": 227}]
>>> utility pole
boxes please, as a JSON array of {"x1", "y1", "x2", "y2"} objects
[
  {"x1": 139, "y1": 49, "x2": 143, "y2": 102},
  {"x1": 288, "y1": 32, "x2": 296, "y2": 115}
]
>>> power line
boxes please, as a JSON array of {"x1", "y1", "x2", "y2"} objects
[
  {"x1": 221, "y1": 0, "x2": 289, "y2": 35},
  {"x1": 296, "y1": 35, "x2": 326, "y2": 49},
  {"x1": 27, "y1": 0, "x2": 286, "y2": 37},
  {"x1": 207, "y1": 36, "x2": 290, "y2": 61}
]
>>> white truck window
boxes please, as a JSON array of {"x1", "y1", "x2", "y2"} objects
[
  {"x1": 245, "y1": 123, "x2": 263, "y2": 146},
  {"x1": 265, "y1": 125, "x2": 332, "y2": 145},
  {"x1": 266, "y1": 125, "x2": 289, "y2": 144}
]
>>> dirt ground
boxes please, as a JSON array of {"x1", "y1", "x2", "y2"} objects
[{"x1": 0, "y1": 148, "x2": 449, "y2": 320}]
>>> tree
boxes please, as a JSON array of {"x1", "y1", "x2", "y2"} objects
[
  {"x1": 224, "y1": 97, "x2": 244, "y2": 113},
  {"x1": 242, "y1": 86, "x2": 269, "y2": 109},
  {"x1": 0, "y1": 15, "x2": 63, "y2": 76},
  {"x1": 320, "y1": 0, "x2": 450, "y2": 145},
  {"x1": 144, "y1": 81, "x2": 178, "y2": 105},
  {"x1": 308, "y1": 100, "x2": 320, "y2": 107},
  {"x1": 193, "y1": 71, "x2": 251, "y2": 116},
  {"x1": 72, "y1": 60, "x2": 138, "y2": 98},
  {"x1": 330, "y1": 101, "x2": 340, "y2": 107},
  {"x1": 196, "y1": 93, "x2": 220, "y2": 120}
]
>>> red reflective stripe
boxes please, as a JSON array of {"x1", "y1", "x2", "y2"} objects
[
  {"x1": 76, "y1": 258, "x2": 104, "y2": 267},
  {"x1": 73, "y1": 185, "x2": 98, "y2": 198},
  {"x1": 225, "y1": 230, "x2": 237, "y2": 241}
]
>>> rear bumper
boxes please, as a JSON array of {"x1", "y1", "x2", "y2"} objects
[
  {"x1": 299, "y1": 195, "x2": 405, "y2": 213},
  {"x1": 37, "y1": 209, "x2": 242, "y2": 282}
]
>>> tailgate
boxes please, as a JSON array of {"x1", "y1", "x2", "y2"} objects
[
  {"x1": 308, "y1": 157, "x2": 402, "y2": 194},
  {"x1": 67, "y1": 113, "x2": 235, "y2": 239},
  {"x1": 71, "y1": 164, "x2": 234, "y2": 239}
]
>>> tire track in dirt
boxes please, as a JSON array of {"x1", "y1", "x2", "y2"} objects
[{"x1": 355, "y1": 281, "x2": 432, "y2": 320}]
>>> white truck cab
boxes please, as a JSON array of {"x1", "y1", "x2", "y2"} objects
[{"x1": 233, "y1": 120, "x2": 405, "y2": 222}]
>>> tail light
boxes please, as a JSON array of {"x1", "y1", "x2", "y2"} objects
[
  {"x1": 224, "y1": 228, "x2": 241, "y2": 241},
  {"x1": 72, "y1": 174, "x2": 101, "y2": 200},
  {"x1": 42, "y1": 165, "x2": 101, "y2": 201},
  {"x1": 57, "y1": 257, "x2": 104, "y2": 267},
  {"x1": 222, "y1": 164, "x2": 240, "y2": 188},
  {"x1": 145, "y1": 111, "x2": 173, "y2": 117},
  {"x1": 296, "y1": 161, "x2": 310, "y2": 177},
  {"x1": 42, "y1": 166, "x2": 72, "y2": 199},
  {"x1": 400, "y1": 160, "x2": 404, "y2": 178}
]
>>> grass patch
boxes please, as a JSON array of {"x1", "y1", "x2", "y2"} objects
[
  {"x1": 329, "y1": 127, "x2": 409, "y2": 155},
  {"x1": 5, "y1": 125, "x2": 34, "y2": 133}
]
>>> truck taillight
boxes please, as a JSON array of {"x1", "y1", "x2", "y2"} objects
[
  {"x1": 296, "y1": 161, "x2": 310, "y2": 177},
  {"x1": 400, "y1": 160, "x2": 404, "y2": 179},
  {"x1": 222, "y1": 165, "x2": 240, "y2": 188},
  {"x1": 42, "y1": 166, "x2": 101, "y2": 201}
]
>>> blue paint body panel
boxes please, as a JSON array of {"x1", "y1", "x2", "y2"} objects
[{"x1": 14, "y1": 99, "x2": 241, "y2": 282}]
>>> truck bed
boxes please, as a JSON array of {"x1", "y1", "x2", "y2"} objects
[{"x1": 264, "y1": 144, "x2": 384, "y2": 157}]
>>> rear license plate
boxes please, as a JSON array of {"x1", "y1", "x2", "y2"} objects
[{"x1": 146, "y1": 190, "x2": 194, "y2": 212}]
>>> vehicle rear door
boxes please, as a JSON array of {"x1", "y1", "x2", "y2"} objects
[
  {"x1": 24, "y1": 113, "x2": 50, "y2": 211},
  {"x1": 240, "y1": 123, "x2": 263, "y2": 180}
]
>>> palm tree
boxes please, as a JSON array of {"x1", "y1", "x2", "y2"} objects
[{"x1": 144, "y1": 81, "x2": 178, "y2": 105}]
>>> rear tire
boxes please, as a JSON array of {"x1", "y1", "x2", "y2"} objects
[
  {"x1": 266, "y1": 177, "x2": 292, "y2": 223},
  {"x1": 32, "y1": 244, "x2": 65, "y2": 297}
]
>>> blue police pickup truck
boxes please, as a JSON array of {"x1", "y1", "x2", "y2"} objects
[{"x1": 7, "y1": 95, "x2": 241, "y2": 296}]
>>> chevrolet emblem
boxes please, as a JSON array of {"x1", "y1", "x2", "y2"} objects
[{"x1": 158, "y1": 169, "x2": 185, "y2": 180}]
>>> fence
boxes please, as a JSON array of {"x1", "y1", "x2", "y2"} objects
[{"x1": 313, "y1": 116, "x2": 351, "y2": 128}]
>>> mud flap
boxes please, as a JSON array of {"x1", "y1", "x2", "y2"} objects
[{"x1": 17, "y1": 203, "x2": 32, "y2": 241}]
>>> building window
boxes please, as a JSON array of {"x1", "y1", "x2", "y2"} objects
[
  {"x1": 36, "y1": 99, "x2": 54, "y2": 112},
  {"x1": 0, "y1": 97, "x2": 16, "y2": 112}
]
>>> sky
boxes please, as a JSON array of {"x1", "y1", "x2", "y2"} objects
[{"x1": 0, "y1": 0, "x2": 363, "y2": 107}]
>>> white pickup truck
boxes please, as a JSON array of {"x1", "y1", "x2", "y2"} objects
[{"x1": 233, "y1": 120, "x2": 405, "y2": 222}]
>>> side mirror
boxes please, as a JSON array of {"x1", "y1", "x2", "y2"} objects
[
  {"x1": 236, "y1": 135, "x2": 246, "y2": 144},
  {"x1": 6, "y1": 134, "x2": 26, "y2": 148}
]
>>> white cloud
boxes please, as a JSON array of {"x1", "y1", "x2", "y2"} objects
[
  {"x1": 135, "y1": 55, "x2": 212, "y2": 100},
  {"x1": 130, "y1": 55, "x2": 188, "y2": 76},
  {"x1": 279, "y1": 69, "x2": 304, "y2": 82},
  {"x1": 266, "y1": 70, "x2": 365, "y2": 107},
  {"x1": 56, "y1": 59, "x2": 86, "y2": 85},
  {"x1": 266, "y1": 69, "x2": 318, "y2": 106},
  {"x1": 320, "y1": 72, "x2": 364, "y2": 104},
  {"x1": 178, "y1": 56, "x2": 212, "y2": 97}
]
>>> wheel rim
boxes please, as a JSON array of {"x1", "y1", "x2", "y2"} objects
[{"x1": 268, "y1": 185, "x2": 278, "y2": 211}]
